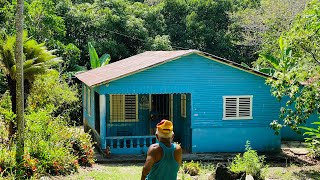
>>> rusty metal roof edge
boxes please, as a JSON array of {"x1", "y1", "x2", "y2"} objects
[{"x1": 198, "y1": 51, "x2": 274, "y2": 79}]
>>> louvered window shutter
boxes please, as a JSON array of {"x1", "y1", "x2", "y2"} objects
[
  {"x1": 125, "y1": 95, "x2": 137, "y2": 120},
  {"x1": 239, "y1": 97, "x2": 251, "y2": 117},
  {"x1": 223, "y1": 96, "x2": 252, "y2": 120},
  {"x1": 225, "y1": 97, "x2": 237, "y2": 118}
]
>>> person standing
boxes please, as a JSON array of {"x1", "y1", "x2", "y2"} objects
[{"x1": 141, "y1": 120, "x2": 182, "y2": 180}]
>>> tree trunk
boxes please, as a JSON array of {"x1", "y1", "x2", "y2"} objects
[
  {"x1": 15, "y1": 0, "x2": 24, "y2": 163},
  {"x1": 7, "y1": 76, "x2": 29, "y2": 138}
]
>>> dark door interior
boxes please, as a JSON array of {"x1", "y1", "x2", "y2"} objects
[{"x1": 151, "y1": 94, "x2": 169, "y2": 120}]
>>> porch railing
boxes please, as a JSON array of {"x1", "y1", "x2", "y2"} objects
[{"x1": 105, "y1": 136, "x2": 156, "y2": 154}]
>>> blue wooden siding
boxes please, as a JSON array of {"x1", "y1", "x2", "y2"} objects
[
  {"x1": 93, "y1": 53, "x2": 281, "y2": 152},
  {"x1": 83, "y1": 85, "x2": 98, "y2": 135}
]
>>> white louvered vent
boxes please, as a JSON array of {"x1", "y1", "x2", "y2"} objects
[{"x1": 223, "y1": 96, "x2": 252, "y2": 120}]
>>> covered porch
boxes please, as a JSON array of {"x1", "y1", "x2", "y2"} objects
[{"x1": 97, "y1": 93, "x2": 192, "y2": 154}]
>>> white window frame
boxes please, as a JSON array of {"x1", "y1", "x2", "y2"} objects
[
  {"x1": 87, "y1": 88, "x2": 91, "y2": 116},
  {"x1": 223, "y1": 95, "x2": 253, "y2": 120},
  {"x1": 110, "y1": 94, "x2": 139, "y2": 122},
  {"x1": 181, "y1": 94, "x2": 187, "y2": 118}
]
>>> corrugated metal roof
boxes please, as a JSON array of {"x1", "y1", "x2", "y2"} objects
[
  {"x1": 75, "y1": 50, "x2": 198, "y2": 87},
  {"x1": 76, "y1": 50, "x2": 271, "y2": 87}
]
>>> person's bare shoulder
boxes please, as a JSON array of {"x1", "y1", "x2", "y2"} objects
[{"x1": 148, "y1": 144, "x2": 163, "y2": 162}]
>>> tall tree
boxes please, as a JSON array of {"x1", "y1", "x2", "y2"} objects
[
  {"x1": 0, "y1": 34, "x2": 61, "y2": 138},
  {"x1": 15, "y1": 0, "x2": 24, "y2": 162},
  {"x1": 229, "y1": 0, "x2": 309, "y2": 66},
  {"x1": 263, "y1": 0, "x2": 320, "y2": 132}
]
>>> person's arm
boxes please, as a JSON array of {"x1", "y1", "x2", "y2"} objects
[
  {"x1": 141, "y1": 145, "x2": 156, "y2": 180},
  {"x1": 174, "y1": 144, "x2": 182, "y2": 165}
]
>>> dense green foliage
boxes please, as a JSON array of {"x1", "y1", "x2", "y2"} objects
[
  {"x1": 261, "y1": 0, "x2": 319, "y2": 155},
  {"x1": 0, "y1": 79, "x2": 94, "y2": 178},
  {"x1": 0, "y1": 0, "x2": 319, "y2": 177},
  {"x1": 0, "y1": 0, "x2": 279, "y2": 68},
  {"x1": 264, "y1": 0, "x2": 320, "y2": 132}
]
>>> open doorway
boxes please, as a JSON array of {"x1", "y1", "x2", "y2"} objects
[{"x1": 151, "y1": 94, "x2": 170, "y2": 120}]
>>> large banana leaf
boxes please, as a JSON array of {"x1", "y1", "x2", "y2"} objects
[
  {"x1": 100, "y1": 53, "x2": 111, "y2": 66},
  {"x1": 259, "y1": 54, "x2": 280, "y2": 70},
  {"x1": 88, "y1": 42, "x2": 100, "y2": 68}
]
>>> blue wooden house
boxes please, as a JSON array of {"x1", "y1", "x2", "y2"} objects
[{"x1": 76, "y1": 50, "x2": 288, "y2": 154}]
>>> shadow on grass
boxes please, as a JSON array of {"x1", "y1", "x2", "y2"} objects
[{"x1": 294, "y1": 169, "x2": 320, "y2": 180}]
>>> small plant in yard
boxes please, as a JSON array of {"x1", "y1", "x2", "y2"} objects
[
  {"x1": 300, "y1": 120, "x2": 320, "y2": 158},
  {"x1": 228, "y1": 141, "x2": 268, "y2": 179},
  {"x1": 182, "y1": 160, "x2": 201, "y2": 176}
]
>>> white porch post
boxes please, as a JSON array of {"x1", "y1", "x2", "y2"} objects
[{"x1": 100, "y1": 94, "x2": 107, "y2": 149}]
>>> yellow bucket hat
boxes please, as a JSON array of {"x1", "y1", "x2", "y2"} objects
[{"x1": 156, "y1": 119, "x2": 173, "y2": 134}]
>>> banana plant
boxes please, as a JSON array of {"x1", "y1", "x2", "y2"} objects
[
  {"x1": 259, "y1": 36, "x2": 293, "y2": 76},
  {"x1": 88, "y1": 42, "x2": 111, "y2": 69},
  {"x1": 241, "y1": 62, "x2": 276, "y2": 76}
]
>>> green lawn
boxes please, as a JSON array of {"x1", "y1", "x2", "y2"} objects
[
  {"x1": 54, "y1": 164, "x2": 142, "y2": 180},
  {"x1": 52, "y1": 163, "x2": 320, "y2": 180}
]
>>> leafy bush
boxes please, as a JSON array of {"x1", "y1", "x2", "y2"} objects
[
  {"x1": 0, "y1": 67, "x2": 94, "y2": 178},
  {"x1": 0, "y1": 91, "x2": 15, "y2": 139},
  {"x1": 183, "y1": 161, "x2": 201, "y2": 176},
  {"x1": 23, "y1": 110, "x2": 79, "y2": 177},
  {"x1": 228, "y1": 141, "x2": 267, "y2": 179},
  {"x1": 301, "y1": 119, "x2": 320, "y2": 158},
  {"x1": 69, "y1": 128, "x2": 95, "y2": 167},
  {"x1": 0, "y1": 107, "x2": 94, "y2": 178},
  {"x1": 0, "y1": 145, "x2": 15, "y2": 177},
  {"x1": 27, "y1": 70, "x2": 80, "y2": 124}
]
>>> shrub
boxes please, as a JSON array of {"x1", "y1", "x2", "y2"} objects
[
  {"x1": 0, "y1": 145, "x2": 15, "y2": 177},
  {"x1": 69, "y1": 128, "x2": 95, "y2": 167},
  {"x1": 228, "y1": 141, "x2": 267, "y2": 179},
  {"x1": 0, "y1": 91, "x2": 15, "y2": 142},
  {"x1": 0, "y1": 70, "x2": 94, "y2": 178},
  {"x1": 183, "y1": 161, "x2": 201, "y2": 176},
  {"x1": 27, "y1": 70, "x2": 80, "y2": 124},
  {"x1": 23, "y1": 110, "x2": 79, "y2": 177},
  {"x1": 301, "y1": 119, "x2": 320, "y2": 158}
]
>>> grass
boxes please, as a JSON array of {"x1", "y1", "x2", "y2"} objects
[
  {"x1": 51, "y1": 162, "x2": 215, "y2": 180},
  {"x1": 267, "y1": 164, "x2": 320, "y2": 180},
  {"x1": 57, "y1": 162, "x2": 320, "y2": 180},
  {"x1": 51, "y1": 164, "x2": 142, "y2": 180},
  {"x1": 1, "y1": 161, "x2": 318, "y2": 179}
]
